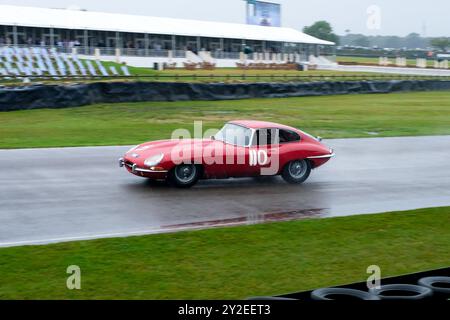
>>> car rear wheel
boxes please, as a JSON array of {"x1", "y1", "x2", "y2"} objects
[
  {"x1": 168, "y1": 164, "x2": 200, "y2": 188},
  {"x1": 281, "y1": 159, "x2": 311, "y2": 184}
]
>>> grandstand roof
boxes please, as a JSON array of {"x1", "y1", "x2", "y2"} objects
[{"x1": 0, "y1": 5, "x2": 335, "y2": 45}]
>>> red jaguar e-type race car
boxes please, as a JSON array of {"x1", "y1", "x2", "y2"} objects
[{"x1": 119, "y1": 120, "x2": 334, "y2": 188}]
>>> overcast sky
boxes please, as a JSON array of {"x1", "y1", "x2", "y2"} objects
[{"x1": 0, "y1": 0, "x2": 448, "y2": 37}]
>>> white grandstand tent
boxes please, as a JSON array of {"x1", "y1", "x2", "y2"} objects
[
  {"x1": 0, "y1": 4, "x2": 338, "y2": 74},
  {"x1": 0, "y1": 4, "x2": 334, "y2": 46}
]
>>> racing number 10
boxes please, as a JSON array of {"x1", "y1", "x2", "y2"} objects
[{"x1": 249, "y1": 150, "x2": 268, "y2": 166}]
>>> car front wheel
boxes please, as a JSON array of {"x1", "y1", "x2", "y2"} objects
[
  {"x1": 281, "y1": 159, "x2": 311, "y2": 184},
  {"x1": 168, "y1": 164, "x2": 200, "y2": 188}
]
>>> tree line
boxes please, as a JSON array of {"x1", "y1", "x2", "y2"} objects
[{"x1": 303, "y1": 21, "x2": 450, "y2": 51}]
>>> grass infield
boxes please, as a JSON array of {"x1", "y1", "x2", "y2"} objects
[
  {"x1": 1, "y1": 91, "x2": 449, "y2": 148},
  {"x1": 336, "y1": 55, "x2": 436, "y2": 67},
  {"x1": 0, "y1": 207, "x2": 448, "y2": 299}
]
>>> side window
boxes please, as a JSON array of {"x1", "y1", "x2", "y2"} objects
[
  {"x1": 279, "y1": 129, "x2": 300, "y2": 143},
  {"x1": 253, "y1": 128, "x2": 278, "y2": 146}
]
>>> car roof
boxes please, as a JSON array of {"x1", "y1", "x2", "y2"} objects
[{"x1": 229, "y1": 120, "x2": 299, "y2": 132}]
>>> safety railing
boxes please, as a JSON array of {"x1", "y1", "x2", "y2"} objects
[
  {"x1": 0, "y1": 45, "x2": 172, "y2": 57},
  {"x1": 210, "y1": 51, "x2": 241, "y2": 60},
  {"x1": 172, "y1": 50, "x2": 187, "y2": 58},
  {"x1": 0, "y1": 45, "x2": 313, "y2": 61}
]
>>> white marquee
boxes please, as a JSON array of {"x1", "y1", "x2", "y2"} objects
[{"x1": 0, "y1": 5, "x2": 334, "y2": 46}]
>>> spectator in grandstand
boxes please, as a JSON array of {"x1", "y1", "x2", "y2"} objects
[{"x1": 153, "y1": 43, "x2": 162, "y2": 51}]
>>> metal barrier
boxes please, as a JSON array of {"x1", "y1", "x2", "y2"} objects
[
  {"x1": 0, "y1": 45, "x2": 171, "y2": 57},
  {"x1": 210, "y1": 51, "x2": 241, "y2": 60},
  {"x1": 172, "y1": 50, "x2": 187, "y2": 58}
]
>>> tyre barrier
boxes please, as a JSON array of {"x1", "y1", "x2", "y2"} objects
[
  {"x1": 418, "y1": 277, "x2": 450, "y2": 299},
  {"x1": 310, "y1": 288, "x2": 380, "y2": 301},
  {"x1": 369, "y1": 284, "x2": 433, "y2": 300},
  {"x1": 1, "y1": 80, "x2": 450, "y2": 111},
  {"x1": 253, "y1": 267, "x2": 449, "y2": 301}
]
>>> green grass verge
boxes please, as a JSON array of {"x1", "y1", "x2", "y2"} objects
[
  {"x1": 1, "y1": 91, "x2": 449, "y2": 148},
  {"x1": 337, "y1": 55, "x2": 435, "y2": 67},
  {"x1": 0, "y1": 68, "x2": 395, "y2": 86},
  {"x1": 0, "y1": 56, "x2": 443, "y2": 86},
  {"x1": 153, "y1": 68, "x2": 388, "y2": 82},
  {"x1": 84, "y1": 62, "x2": 391, "y2": 80},
  {"x1": 96, "y1": 60, "x2": 158, "y2": 77},
  {"x1": 0, "y1": 207, "x2": 448, "y2": 299}
]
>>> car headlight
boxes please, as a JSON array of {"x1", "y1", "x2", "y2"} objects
[{"x1": 144, "y1": 153, "x2": 164, "y2": 167}]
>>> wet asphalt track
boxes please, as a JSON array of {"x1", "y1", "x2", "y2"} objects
[{"x1": 1, "y1": 136, "x2": 450, "y2": 247}]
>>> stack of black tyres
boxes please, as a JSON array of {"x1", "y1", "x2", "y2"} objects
[
  {"x1": 310, "y1": 276, "x2": 450, "y2": 301},
  {"x1": 418, "y1": 277, "x2": 450, "y2": 300}
]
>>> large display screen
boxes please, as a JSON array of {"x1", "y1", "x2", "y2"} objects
[{"x1": 246, "y1": 0, "x2": 281, "y2": 27}]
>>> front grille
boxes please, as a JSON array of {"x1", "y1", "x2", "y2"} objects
[{"x1": 124, "y1": 161, "x2": 134, "y2": 169}]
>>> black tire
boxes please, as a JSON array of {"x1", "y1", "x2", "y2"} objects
[
  {"x1": 281, "y1": 159, "x2": 311, "y2": 184},
  {"x1": 311, "y1": 288, "x2": 381, "y2": 301},
  {"x1": 369, "y1": 284, "x2": 433, "y2": 300},
  {"x1": 168, "y1": 164, "x2": 200, "y2": 188},
  {"x1": 418, "y1": 277, "x2": 450, "y2": 294}
]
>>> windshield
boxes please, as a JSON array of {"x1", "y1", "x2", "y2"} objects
[{"x1": 214, "y1": 123, "x2": 253, "y2": 147}]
